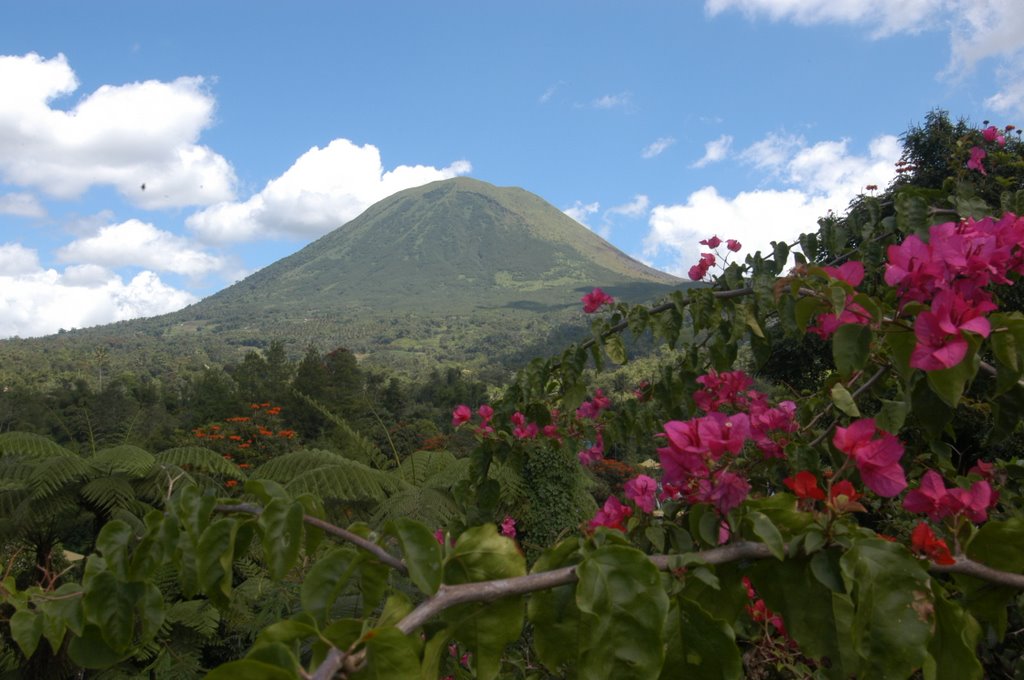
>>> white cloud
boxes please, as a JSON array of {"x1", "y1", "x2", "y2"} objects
[
  {"x1": 739, "y1": 132, "x2": 804, "y2": 171},
  {"x1": 0, "y1": 250, "x2": 196, "y2": 338},
  {"x1": 57, "y1": 219, "x2": 226, "y2": 276},
  {"x1": 692, "y1": 134, "x2": 734, "y2": 168},
  {"x1": 187, "y1": 139, "x2": 471, "y2": 243},
  {"x1": 564, "y1": 200, "x2": 600, "y2": 227},
  {"x1": 0, "y1": 52, "x2": 236, "y2": 209},
  {"x1": 591, "y1": 92, "x2": 633, "y2": 110},
  {"x1": 642, "y1": 137, "x2": 676, "y2": 159},
  {"x1": 705, "y1": 1, "x2": 1024, "y2": 117},
  {"x1": 607, "y1": 195, "x2": 650, "y2": 218},
  {"x1": 645, "y1": 133, "x2": 900, "y2": 274},
  {"x1": 0, "y1": 192, "x2": 45, "y2": 217},
  {"x1": 539, "y1": 83, "x2": 561, "y2": 104},
  {"x1": 704, "y1": 0, "x2": 943, "y2": 37}
]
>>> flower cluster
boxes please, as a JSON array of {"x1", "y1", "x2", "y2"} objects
[
  {"x1": 451, "y1": 403, "x2": 495, "y2": 435},
  {"x1": 581, "y1": 287, "x2": 614, "y2": 313},
  {"x1": 885, "y1": 213, "x2": 1023, "y2": 370},
  {"x1": 832, "y1": 419, "x2": 906, "y2": 497},
  {"x1": 807, "y1": 261, "x2": 873, "y2": 339},
  {"x1": 687, "y1": 235, "x2": 741, "y2": 281},
  {"x1": 903, "y1": 470, "x2": 994, "y2": 523}
]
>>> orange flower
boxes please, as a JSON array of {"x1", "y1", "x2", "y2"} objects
[
  {"x1": 239, "y1": 463, "x2": 251, "y2": 469},
  {"x1": 225, "y1": 479, "x2": 238, "y2": 488},
  {"x1": 229, "y1": 435, "x2": 242, "y2": 441},
  {"x1": 223, "y1": 454, "x2": 233, "y2": 460}
]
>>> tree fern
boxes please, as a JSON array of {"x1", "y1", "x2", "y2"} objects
[
  {"x1": 79, "y1": 476, "x2": 139, "y2": 516},
  {"x1": 282, "y1": 462, "x2": 407, "y2": 504},
  {"x1": 154, "y1": 446, "x2": 243, "y2": 478},
  {"x1": 290, "y1": 391, "x2": 389, "y2": 469},
  {"x1": 250, "y1": 448, "x2": 358, "y2": 483},
  {"x1": 0, "y1": 431, "x2": 76, "y2": 459},
  {"x1": 89, "y1": 445, "x2": 156, "y2": 477},
  {"x1": 371, "y1": 485, "x2": 461, "y2": 528},
  {"x1": 27, "y1": 455, "x2": 91, "y2": 500}
]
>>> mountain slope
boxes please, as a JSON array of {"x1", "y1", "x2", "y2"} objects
[{"x1": 1, "y1": 178, "x2": 686, "y2": 383}]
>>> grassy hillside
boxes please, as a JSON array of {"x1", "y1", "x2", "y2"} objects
[{"x1": 1, "y1": 178, "x2": 688, "y2": 386}]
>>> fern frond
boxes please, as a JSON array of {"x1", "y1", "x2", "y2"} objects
[
  {"x1": 155, "y1": 446, "x2": 243, "y2": 478},
  {"x1": 28, "y1": 455, "x2": 91, "y2": 500},
  {"x1": 291, "y1": 391, "x2": 388, "y2": 468},
  {"x1": 394, "y1": 449, "x2": 457, "y2": 486},
  {"x1": 89, "y1": 445, "x2": 156, "y2": 477},
  {"x1": 0, "y1": 431, "x2": 76, "y2": 459},
  {"x1": 251, "y1": 448, "x2": 354, "y2": 483},
  {"x1": 282, "y1": 460, "x2": 407, "y2": 503},
  {"x1": 372, "y1": 486, "x2": 460, "y2": 527},
  {"x1": 79, "y1": 476, "x2": 136, "y2": 515},
  {"x1": 165, "y1": 599, "x2": 221, "y2": 638}
]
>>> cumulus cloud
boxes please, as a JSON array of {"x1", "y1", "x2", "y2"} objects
[
  {"x1": 0, "y1": 192, "x2": 45, "y2": 217},
  {"x1": 591, "y1": 92, "x2": 633, "y2": 110},
  {"x1": 739, "y1": 132, "x2": 804, "y2": 171},
  {"x1": 187, "y1": 139, "x2": 471, "y2": 243},
  {"x1": 0, "y1": 52, "x2": 236, "y2": 208},
  {"x1": 57, "y1": 219, "x2": 226, "y2": 276},
  {"x1": 564, "y1": 200, "x2": 600, "y2": 227},
  {"x1": 607, "y1": 195, "x2": 650, "y2": 218},
  {"x1": 705, "y1": 1, "x2": 1024, "y2": 117},
  {"x1": 644, "y1": 133, "x2": 900, "y2": 274},
  {"x1": 642, "y1": 137, "x2": 676, "y2": 159},
  {"x1": 0, "y1": 247, "x2": 196, "y2": 338},
  {"x1": 704, "y1": 0, "x2": 943, "y2": 37},
  {"x1": 692, "y1": 134, "x2": 734, "y2": 168}
]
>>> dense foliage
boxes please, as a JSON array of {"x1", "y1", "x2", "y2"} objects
[{"x1": 3, "y1": 111, "x2": 1024, "y2": 679}]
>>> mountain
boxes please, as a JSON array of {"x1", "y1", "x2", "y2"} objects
[{"x1": 1, "y1": 178, "x2": 685, "y2": 383}]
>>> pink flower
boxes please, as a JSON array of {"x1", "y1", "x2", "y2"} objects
[
  {"x1": 967, "y1": 146, "x2": 987, "y2": 175},
  {"x1": 578, "y1": 434, "x2": 604, "y2": 465},
  {"x1": 726, "y1": 239, "x2": 741, "y2": 252},
  {"x1": 695, "y1": 412, "x2": 751, "y2": 458},
  {"x1": 700, "y1": 235, "x2": 722, "y2": 248},
  {"x1": 500, "y1": 516, "x2": 517, "y2": 538},
  {"x1": 477, "y1": 404, "x2": 494, "y2": 422},
  {"x1": 910, "y1": 290, "x2": 994, "y2": 371},
  {"x1": 451, "y1": 404, "x2": 472, "y2": 427},
  {"x1": 589, "y1": 495, "x2": 633, "y2": 532},
  {"x1": 833, "y1": 419, "x2": 906, "y2": 497},
  {"x1": 624, "y1": 474, "x2": 658, "y2": 513},
  {"x1": 982, "y1": 125, "x2": 1006, "y2": 147},
  {"x1": 708, "y1": 470, "x2": 751, "y2": 514},
  {"x1": 822, "y1": 260, "x2": 865, "y2": 287},
  {"x1": 581, "y1": 287, "x2": 614, "y2": 313},
  {"x1": 903, "y1": 470, "x2": 994, "y2": 523}
]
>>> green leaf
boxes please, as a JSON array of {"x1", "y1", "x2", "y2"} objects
[
  {"x1": 10, "y1": 609, "x2": 43, "y2": 659},
  {"x1": 895, "y1": 192, "x2": 929, "y2": 235},
  {"x1": 442, "y1": 525, "x2": 526, "y2": 680},
  {"x1": 197, "y1": 517, "x2": 240, "y2": 605},
  {"x1": 661, "y1": 597, "x2": 741, "y2": 680},
  {"x1": 830, "y1": 383, "x2": 861, "y2": 417},
  {"x1": 301, "y1": 547, "x2": 361, "y2": 623},
  {"x1": 605, "y1": 334, "x2": 628, "y2": 365},
  {"x1": 749, "y1": 555, "x2": 845, "y2": 666},
  {"x1": 875, "y1": 397, "x2": 909, "y2": 435},
  {"x1": 833, "y1": 324, "x2": 872, "y2": 377},
  {"x1": 41, "y1": 583, "x2": 84, "y2": 638},
  {"x1": 351, "y1": 627, "x2": 422, "y2": 679},
  {"x1": 67, "y1": 624, "x2": 125, "y2": 669},
  {"x1": 925, "y1": 340, "x2": 979, "y2": 408},
  {"x1": 94, "y1": 519, "x2": 133, "y2": 580},
  {"x1": 795, "y1": 297, "x2": 824, "y2": 334},
  {"x1": 839, "y1": 539, "x2": 932, "y2": 677},
  {"x1": 81, "y1": 571, "x2": 136, "y2": 652},
  {"x1": 259, "y1": 498, "x2": 304, "y2": 580},
  {"x1": 743, "y1": 511, "x2": 785, "y2": 560},
  {"x1": 526, "y1": 538, "x2": 584, "y2": 670},
  {"x1": 575, "y1": 545, "x2": 669, "y2": 680},
  {"x1": 924, "y1": 587, "x2": 983, "y2": 680},
  {"x1": 385, "y1": 518, "x2": 443, "y2": 595}
]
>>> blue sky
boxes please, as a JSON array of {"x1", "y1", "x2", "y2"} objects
[{"x1": 2, "y1": 1, "x2": 1022, "y2": 339}]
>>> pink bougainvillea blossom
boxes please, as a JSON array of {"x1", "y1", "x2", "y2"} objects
[
  {"x1": 910, "y1": 290, "x2": 994, "y2": 371},
  {"x1": 589, "y1": 495, "x2": 633, "y2": 532},
  {"x1": 700, "y1": 235, "x2": 722, "y2": 248},
  {"x1": 982, "y1": 125, "x2": 1006, "y2": 146},
  {"x1": 967, "y1": 146, "x2": 988, "y2": 175},
  {"x1": 726, "y1": 239, "x2": 742, "y2": 252},
  {"x1": 624, "y1": 474, "x2": 658, "y2": 513},
  {"x1": 581, "y1": 287, "x2": 615, "y2": 313},
  {"x1": 477, "y1": 404, "x2": 494, "y2": 422},
  {"x1": 500, "y1": 516, "x2": 517, "y2": 538},
  {"x1": 578, "y1": 433, "x2": 605, "y2": 465},
  {"x1": 903, "y1": 469, "x2": 994, "y2": 523},
  {"x1": 451, "y1": 404, "x2": 472, "y2": 428},
  {"x1": 833, "y1": 419, "x2": 907, "y2": 497}
]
